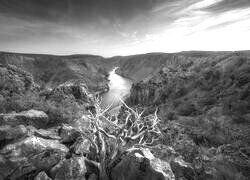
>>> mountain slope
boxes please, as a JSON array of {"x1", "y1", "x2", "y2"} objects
[
  {"x1": 0, "y1": 52, "x2": 116, "y2": 92},
  {"x1": 123, "y1": 51, "x2": 250, "y2": 178}
]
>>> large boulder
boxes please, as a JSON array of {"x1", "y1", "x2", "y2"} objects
[
  {"x1": 53, "y1": 156, "x2": 87, "y2": 180},
  {"x1": 0, "y1": 109, "x2": 49, "y2": 128},
  {"x1": 149, "y1": 144, "x2": 196, "y2": 180},
  {"x1": 59, "y1": 124, "x2": 81, "y2": 143},
  {"x1": 34, "y1": 171, "x2": 52, "y2": 180},
  {"x1": 31, "y1": 126, "x2": 61, "y2": 140},
  {"x1": 58, "y1": 124, "x2": 91, "y2": 156},
  {"x1": 0, "y1": 124, "x2": 61, "y2": 151},
  {"x1": 150, "y1": 144, "x2": 180, "y2": 162},
  {"x1": 170, "y1": 157, "x2": 196, "y2": 180},
  {"x1": 111, "y1": 148, "x2": 175, "y2": 180},
  {"x1": 0, "y1": 135, "x2": 68, "y2": 179},
  {"x1": 0, "y1": 124, "x2": 28, "y2": 141}
]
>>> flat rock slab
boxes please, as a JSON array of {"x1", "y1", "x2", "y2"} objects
[{"x1": 0, "y1": 135, "x2": 68, "y2": 179}]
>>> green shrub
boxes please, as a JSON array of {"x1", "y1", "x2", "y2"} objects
[
  {"x1": 173, "y1": 87, "x2": 188, "y2": 98},
  {"x1": 223, "y1": 98, "x2": 250, "y2": 124},
  {"x1": 177, "y1": 102, "x2": 197, "y2": 116},
  {"x1": 166, "y1": 111, "x2": 177, "y2": 121},
  {"x1": 172, "y1": 100, "x2": 181, "y2": 108},
  {"x1": 0, "y1": 94, "x2": 6, "y2": 113},
  {"x1": 0, "y1": 89, "x2": 87, "y2": 126},
  {"x1": 45, "y1": 99, "x2": 86, "y2": 126},
  {"x1": 232, "y1": 115, "x2": 248, "y2": 124},
  {"x1": 213, "y1": 160, "x2": 247, "y2": 180},
  {"x1": 0, "y1": 90, "x2": 46, "y2": 113},
  {"x1": 198, "y1": 96, "x2": 217, "y2": 107}
]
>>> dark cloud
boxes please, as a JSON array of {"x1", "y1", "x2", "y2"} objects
[
  {"x1": 0, "y1": 0, "x2": 166, "y2": 23},
  {"x1": 204, "y1": 0, "x2": 250, "y2": 13},
  {"x1": 0, "y1": 0, "x2": 69, "y2": 22},
  {"x1": 0, "y1": 0, "x2": 171, "y2": 39},
  {"x1": 0, "y1": 0, "x2": 249, "y2": 56}
]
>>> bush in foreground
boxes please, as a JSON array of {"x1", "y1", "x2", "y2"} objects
[{"x1": 77, "y1": 98, "x2": 161, "y2": 180}]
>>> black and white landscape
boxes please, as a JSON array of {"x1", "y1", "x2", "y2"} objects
[{"x1": 0, "y1": 1, "x2": 250, "y2": 180}]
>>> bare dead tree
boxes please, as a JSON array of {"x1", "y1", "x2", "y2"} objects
[{"x1": 79, "y1": 97, "x2": 161, "y2": 180}]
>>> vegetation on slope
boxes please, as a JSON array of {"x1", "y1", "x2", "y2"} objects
[{"x1": 123, "y1": 51, "x2": 250, "y2": 179}]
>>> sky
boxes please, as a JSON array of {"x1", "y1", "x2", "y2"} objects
[{"x1": 0, "y1": 0, "x2": 249, "y2": 57}]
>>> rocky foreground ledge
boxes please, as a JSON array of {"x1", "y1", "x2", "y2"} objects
[{"x1": 0, "y1": 113, "x2": 196, "y2": 180}]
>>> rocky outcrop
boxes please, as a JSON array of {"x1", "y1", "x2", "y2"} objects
[
  {"x1": 0, "y1": 119, "x2": 201, "y2": 180},
  {"x1": 111, "y1": 148, "x2": 175, "y2": 180},
  {"x1": 126, "y1": 64, "x2": 190, "y2": 106},
  {"x1": 0, "y1": 106, "x2": 100, "y2": 180},
  {"x1": 44, "y1": 82, "x2": 94, "y2": 104},
  {"x1": 0, "y1": 124, "x2": 28, "y2": 141},
  {"x1": 127, "y1": 82, "x2": 165, "y2": 106},
  {"x1": 1, "y1": 110, "x2": 243, "y2": 180},
  {"x1": 0, "y1": 135, "x2": 68, "y2": 179},
  {"x1": 0, "y1": 64, "x2": 36, "y2": 96},
  {"x1": 0, "y1": 122, "x2": 99, "y2": 180},
  {"x1": 170, "y1": 157, "x2": 196, "y2": 180},
  {"x1": 0, "y1": 109, "x2": 49, "y2": 128}
]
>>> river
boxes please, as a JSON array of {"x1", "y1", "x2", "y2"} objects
[{"x1": 100, "y1": 67, "x2": 133, "y2": 115}]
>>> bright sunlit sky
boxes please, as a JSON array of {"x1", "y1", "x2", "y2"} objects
[{"x1": 0, "y1": 0, "x2": 250, "y2": 57}]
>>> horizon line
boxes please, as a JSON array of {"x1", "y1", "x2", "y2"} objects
[{"x1": 1, "y1": 49, "x2": 250, "y2": 59}]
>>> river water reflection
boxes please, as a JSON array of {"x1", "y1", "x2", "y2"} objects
[{"x1": 100, "y1": 67, "x2": 132, "y2": 114}]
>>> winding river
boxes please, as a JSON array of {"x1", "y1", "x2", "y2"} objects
[{"x1": 100, "y1": 67, "x2": 133, "y2": 115}]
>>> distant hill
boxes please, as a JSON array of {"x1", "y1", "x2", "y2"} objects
[
  {"x1": 116, "y1": 51, "x2": 250, "y2": 82},
  {"x1": 1, "y1": 50, "x2": 250, "y2": 91},
  {"x1": 0, "y1": 52, "x2": 117, "y2": 92}
]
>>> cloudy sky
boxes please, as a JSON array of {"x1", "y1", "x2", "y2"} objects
[{"x1": 0, "y1": 0, "x2": 249, "y2": 57}]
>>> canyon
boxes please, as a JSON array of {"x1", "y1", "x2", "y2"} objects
[{"x1": 0, "y1": 50, "x2": 250, "y2": 180}]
